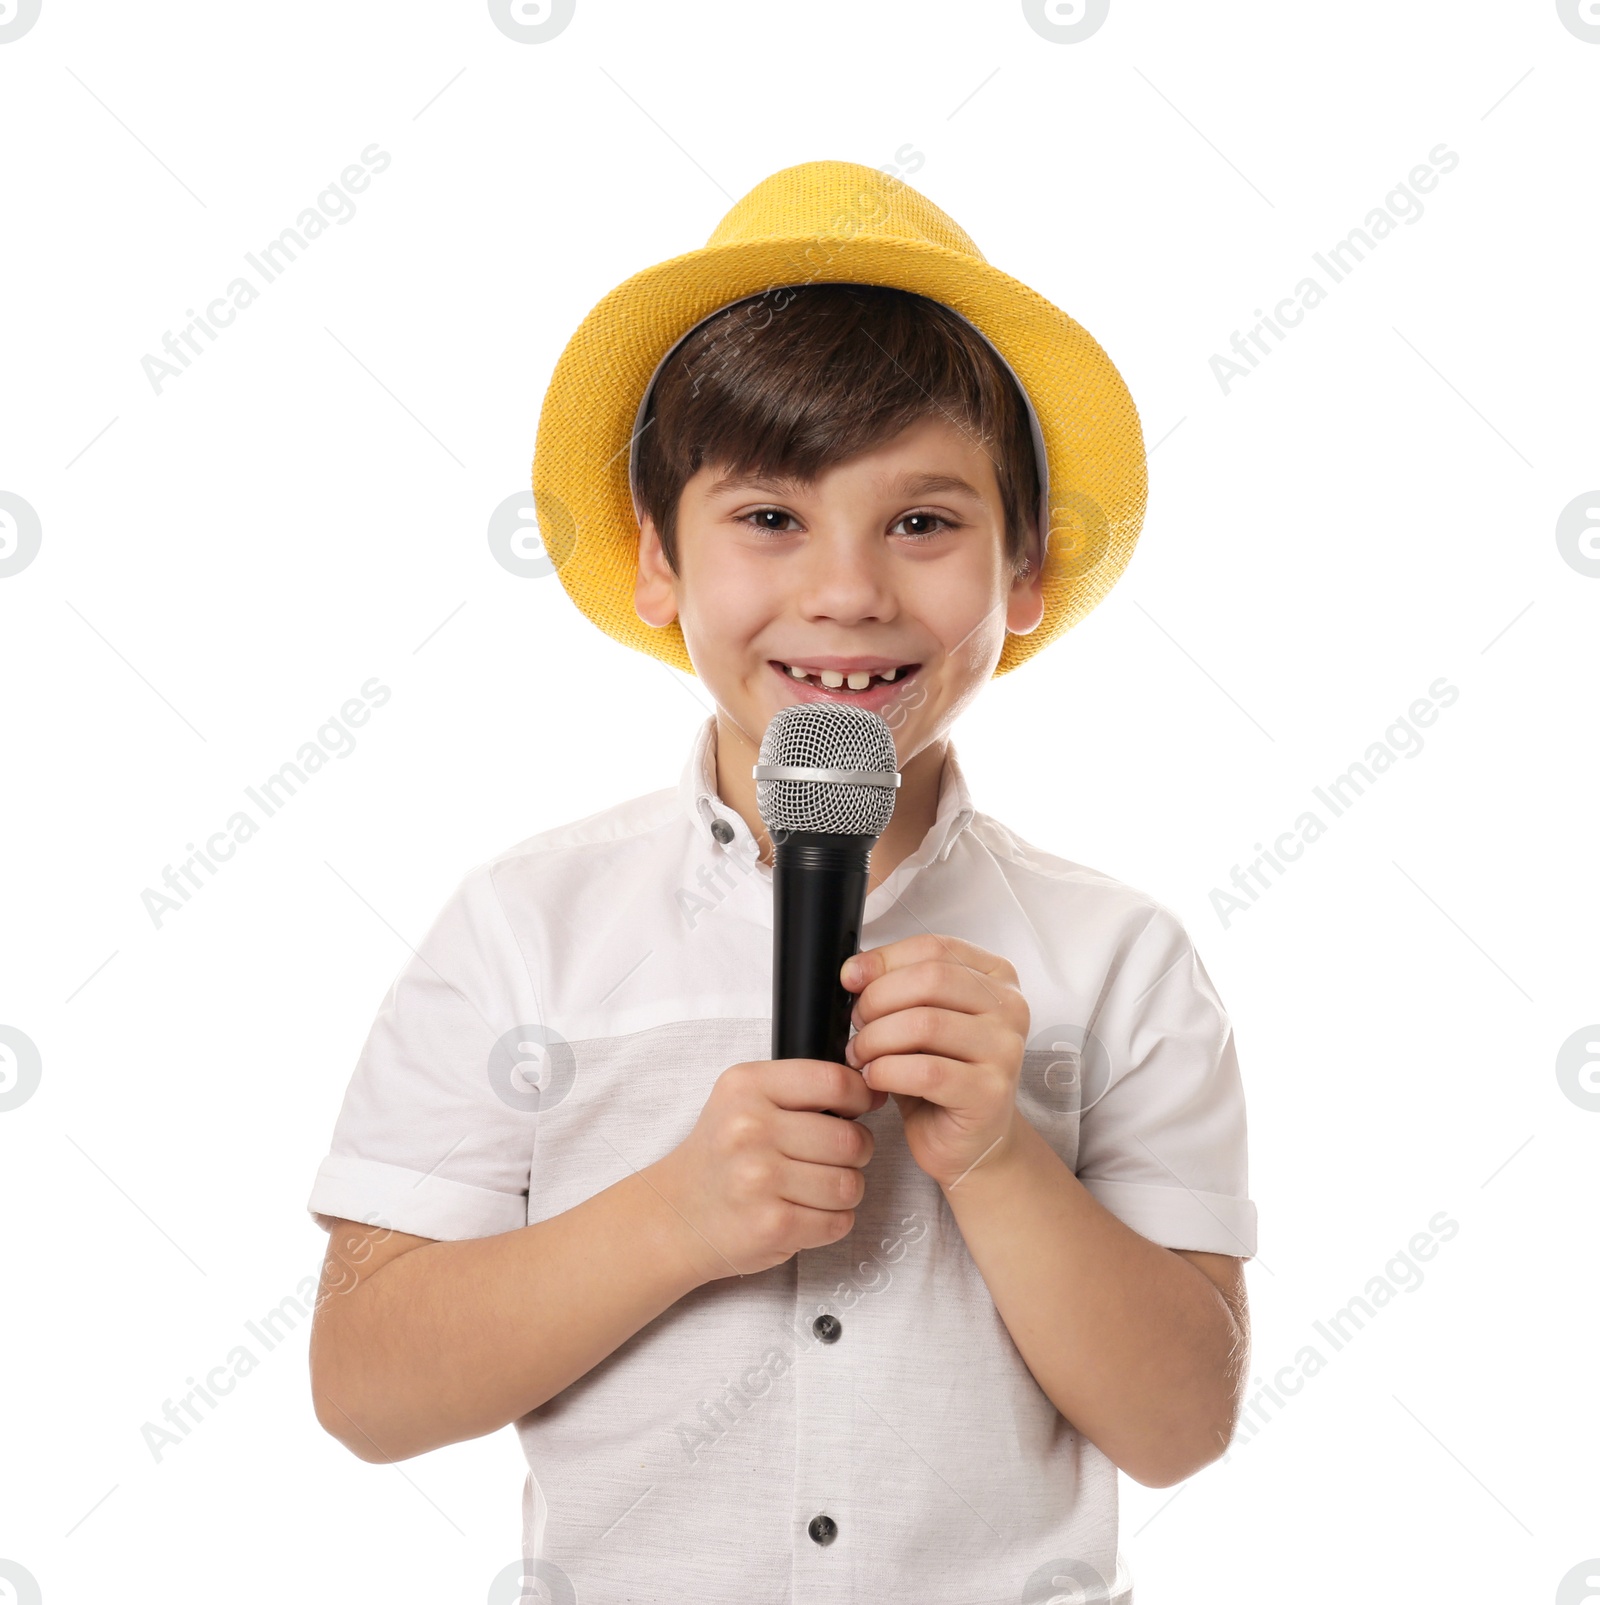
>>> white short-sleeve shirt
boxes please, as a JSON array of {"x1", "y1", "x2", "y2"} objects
[{"x1": 307, "y1": 714, "x2": 1257, "y2": 1604}]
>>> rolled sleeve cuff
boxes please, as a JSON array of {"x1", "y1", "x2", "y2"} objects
[
  {"x1": 306, "y1": 1154, "x2": 528, "y2": 1241},
  {"x1": 1079, "y1": 1177, "x2": 1258, "y2": 1259}
]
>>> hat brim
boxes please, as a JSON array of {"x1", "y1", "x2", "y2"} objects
[{"x1": 532, "y1": 232, "x2": 1147, "y2": 677}]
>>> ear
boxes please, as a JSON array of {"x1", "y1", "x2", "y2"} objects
[
  {"x1": 633, "y1": 511, "x2": 680, "y2": 629},
  {"x1": 1004, "y1": 545, "x2": 1047, "y2": 636}
]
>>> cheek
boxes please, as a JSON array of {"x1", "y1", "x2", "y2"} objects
[
  {"x1": 677, "y1": 556, "x2": 774, "y2": 651},
  {"x1": 922, "y1": 571, "x2": 1008, "y2": 674}
]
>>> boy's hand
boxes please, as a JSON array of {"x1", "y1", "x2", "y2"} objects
[
  {"x1": 841, "y1": 933, "x2": 1029, "y2": 1191},
  {"x1": 653, "y1": 1059, "x2": 888, "y2": 1285}
]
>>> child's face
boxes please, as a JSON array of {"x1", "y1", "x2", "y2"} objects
[{"x1": 634, "y1": 414, "x2": 1045, "y2": 759}]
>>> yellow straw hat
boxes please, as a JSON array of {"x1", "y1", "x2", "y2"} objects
[{"x1": 531, "y1": 159, "x2": 1147, "y2": 677}]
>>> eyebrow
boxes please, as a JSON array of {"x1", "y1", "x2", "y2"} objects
[{"x1": 707, "y1": 468, "x2": 987, "y2": 500}]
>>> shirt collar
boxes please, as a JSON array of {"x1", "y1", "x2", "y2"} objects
[{"x1": 676, "y1": 714, "x2": 977, "y2": 880}]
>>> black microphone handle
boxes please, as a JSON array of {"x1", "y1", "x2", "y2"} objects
[{"x1": 771, "y1": 830, "x2": 877, "y2": 1072}]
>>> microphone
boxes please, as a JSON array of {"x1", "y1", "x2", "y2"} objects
[{"x1": 754, "y1": 702, "x2": 900, "y2": 1072}]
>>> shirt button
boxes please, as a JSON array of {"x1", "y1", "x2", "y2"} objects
[
  {"x1": 807, "y1": 1514, "x2": 838, "y2": 1546},
  {"x1": 812, "y1": 1313, "x2": 841, "y2": 1343},
  {"x1": 710, "y1": 818, "x2": 734, "y2": 844}
]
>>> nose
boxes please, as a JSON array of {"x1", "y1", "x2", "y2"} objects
[{"x1": 792, "y1": 525, "x2": 899, "y2": 628}]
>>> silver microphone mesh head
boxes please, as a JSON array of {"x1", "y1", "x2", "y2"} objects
[{"x1": 755, "y1": 702, "x2": 899, "y2": 837}]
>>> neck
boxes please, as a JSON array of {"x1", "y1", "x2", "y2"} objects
[{"x1": 711, "y1": 712, "x2": 947, "y2": 894}]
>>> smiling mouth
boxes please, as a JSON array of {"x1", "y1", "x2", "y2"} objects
[{"x1": 768, "y1": 660, "x2": 921, "y2": 695}]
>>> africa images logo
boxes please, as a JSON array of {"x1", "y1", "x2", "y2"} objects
[{"x1": 1210, "y1": 677, "x2": 1459, "y2": 928}]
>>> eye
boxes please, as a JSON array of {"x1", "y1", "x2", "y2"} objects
[
  {"x1": 737, "y1": 506, "x2": 799, "y2": 534},
  {"x1": 735, "y1": 507, "x2": 962, "y2": 539},
  {"x1": 893, "y1": 510, "x2": 960, "y2": 540}
]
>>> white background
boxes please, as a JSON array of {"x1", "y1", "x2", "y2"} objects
[{"x1": 2, "y1": 1, "x2": 1596, "y2": 1601}]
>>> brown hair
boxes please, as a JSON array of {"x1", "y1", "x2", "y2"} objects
[{"x1": 631, "y1": 282, "x2": 1040, "y2": 577}]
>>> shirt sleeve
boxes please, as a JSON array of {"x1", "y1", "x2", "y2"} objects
[
  {"x1": 1073, "y1": 905, "x2": 1258, "y2": 1259},
  {"x1": 305, "y1": 859, "x2": 543, "y2": 1241}
]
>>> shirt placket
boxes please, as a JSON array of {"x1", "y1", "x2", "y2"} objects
[
  {"x1": 686, "y1": 735, "x2": 977, "y2": 1599},
  {"x1": 694, "y1": 787, "x2": 861, "y2": 1594},
  {"x1": 789, "y1": 1247, "x2": 859, "y2": 1597}
]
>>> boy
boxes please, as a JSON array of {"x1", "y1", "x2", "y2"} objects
[{"x1": 306, "y1": 161, "x2": 1256, "y2": 1604}]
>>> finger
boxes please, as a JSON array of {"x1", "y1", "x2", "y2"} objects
[
  {"x1": 853, "y1": 1052, "x2": 970, "y2": 1103},
  {"x1": 761, "y1": 1058, "x2": 876, "y2": 1117},
  {"x1": 849, "y1": 957, "x2": 1015, "y2": 1027},
  {"x1": 849, "y1": 1005, "x2": 994, "y2": 1069},
  {"x1": 843, "y1": 932, "x2": 1018, "y2": 996},
  {"x1": 774, "y1": 1155, "x2": 868, "y2": 1214},
  {"x1": 773, "y1": 1107, "x2": 876, "y2": 1170}
]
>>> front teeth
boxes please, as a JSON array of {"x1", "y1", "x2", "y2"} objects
[{"x1": 782, "y1": 663, "x2": 905, "y2": 689}]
